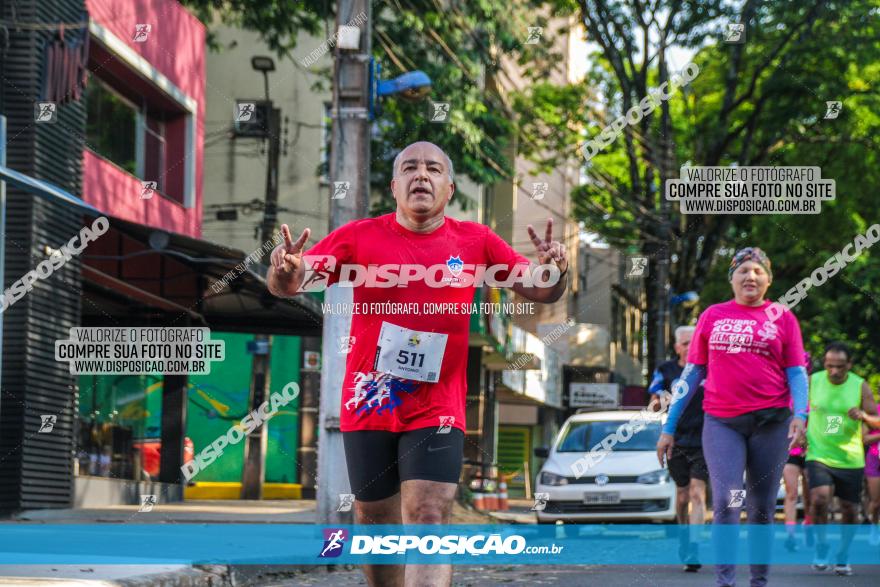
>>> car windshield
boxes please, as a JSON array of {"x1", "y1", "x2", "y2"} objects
[{"x1": 556, "y1": 419, "x2": 661, "y2": 452}]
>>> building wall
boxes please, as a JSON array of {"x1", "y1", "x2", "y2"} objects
[
  {"x1": 0, "y1": 0, "x2": 88, "y2": 513},
  {"x1": 201, "y1": 26, "x2": 331, "y2": 251},
  {"x1": 492, "y1": 17, "x2": 586, "y2": 336},
  {"x1": 83, "y1": 0, "x2": 205, "y2": 238},
  {"x1": 573, "y1": 244, "x2": 645, "y2": 383},
  {"x1": 578, "y1": 245, "x2": 617, "y2": 329},
  {"x1": 201, "y1": 25, "x2": 484, "y2": 252}
]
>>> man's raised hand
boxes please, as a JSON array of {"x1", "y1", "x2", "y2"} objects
[
  {"x1": 527, "y1": 218, "x2": 568, "y2": 273},
  {"x1": 271, "y1": 224, "x2": 310, "y2": 275}
]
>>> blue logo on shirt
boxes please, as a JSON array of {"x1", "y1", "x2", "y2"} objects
[{"x1": 446, "y1": 255, "x2": 463, "y2": 277}]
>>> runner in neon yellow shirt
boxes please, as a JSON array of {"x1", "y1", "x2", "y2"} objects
[{"x1": 806, "y1": 342, "x2": 879, "y2": 576}]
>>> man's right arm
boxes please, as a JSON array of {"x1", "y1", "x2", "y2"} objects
[
  {"x1": 647, "y1": 368, "x2": 665, "y2": 395},
  {"x1": 647, "y1": 368, "x2": 669, "y2": 413}
]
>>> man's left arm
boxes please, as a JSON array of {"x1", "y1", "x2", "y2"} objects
[
  {"x1": 512, "y1": 265, "x2": 568, "y2": 303},
  {"x1": 850, "y1": 381, "x2": 880, "y2": 429},
  {"x1": 510, "y1": 218, "x2": 568, "y2": 303}
]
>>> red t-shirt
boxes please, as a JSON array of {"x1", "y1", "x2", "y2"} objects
[
  {"x1": 304, "y1": 213, "x2": 530, "y2": 432},
  {"x1": 688, "y1": 299, "x2": 805, "y2": 418}
]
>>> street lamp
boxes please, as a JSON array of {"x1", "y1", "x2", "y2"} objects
[
  {"x1": 242, "y1": 53, "x2": 279, "y2": 500},
  {"x1": 670, "y1": 291, "x2": 699, "y2": 307},
  {"x1": 369, "y1": 59, "x2": 432, "y2": 119},
  {"x1": 251, "y1": 55, "x2": 275, "y2": 101}
]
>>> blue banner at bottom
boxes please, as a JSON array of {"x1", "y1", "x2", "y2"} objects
[{"x1": 0, "y1": 524, "x2": 878, "y2": 565}]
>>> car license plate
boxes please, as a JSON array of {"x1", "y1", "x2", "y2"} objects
[{"x1": 584, "y1": 492, "x2": 620, "y2": 504}]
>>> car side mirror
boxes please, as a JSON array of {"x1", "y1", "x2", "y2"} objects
[{"x1": 534, "y1": 447, "x2": 549, "y2": 458}]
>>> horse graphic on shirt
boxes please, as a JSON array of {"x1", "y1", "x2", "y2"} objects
[{"x1": 345, "y1": 371, "x2": 419, "y2": 415}]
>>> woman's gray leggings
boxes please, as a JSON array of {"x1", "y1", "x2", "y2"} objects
[{"x1": 702, "y1": 412, "x2": 791, "y2": 587}]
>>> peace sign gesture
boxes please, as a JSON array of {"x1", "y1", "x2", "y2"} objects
[
  {"x1": 527, "y1": 218, "x2": 568, "y2": 273},
  {"x1": 271, "y1": 224, "x2": 311, "y2": 275}
]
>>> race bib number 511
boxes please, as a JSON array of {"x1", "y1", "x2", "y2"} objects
[{"x1": 374, "y1": 322, "x2": 447, "y2": 383}]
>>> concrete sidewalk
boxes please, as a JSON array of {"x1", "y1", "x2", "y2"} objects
[
  {"x1": 12, "y1": 500, "x2": 318, "y2": 525},
  {"x1": 0, "y1": 499, "x2": 499, "y2": 585},
  {"x1": 2, "y1": 500, "x2": 319, "y2": 586},
  {"x1": 485, "y1": 498, "x2": 539, "y2": 524}
]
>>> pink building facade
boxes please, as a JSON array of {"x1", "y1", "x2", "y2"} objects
[{"x1": 82, "y1": 0, "x2": 204, "y2": 238}]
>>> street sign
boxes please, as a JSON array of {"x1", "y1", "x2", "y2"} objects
[
  {"x1": 303, "y1": 350, "x2": 321, "y2": 371},
  {"x1": 246, "y1": 339, "x2": 270, "y2": 355},
  {"x1": 569, "y1": 382, "x2": 619, "y2": 409}
]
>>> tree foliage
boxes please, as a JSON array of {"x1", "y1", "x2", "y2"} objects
[
  {"x1": 180, "y1": 0, "x2": 330, "y2": 56},
  {"x1": 515, "y1": 0, "x2": 880, "y2": 374},
  {"x1": 182, "y1": 0, "x2": 549, "y2": 215},
  {"x1": 369, "y1": 0, "x2": 555, "y2": 214}
]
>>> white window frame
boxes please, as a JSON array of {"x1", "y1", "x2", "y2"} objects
[{"x1": 89, "y1": 20, "x2": 198, "y2": 209}]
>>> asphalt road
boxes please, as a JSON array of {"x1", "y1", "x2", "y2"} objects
[{"x1": 277, "y1": 564, "x2": 880, "y2": 586}]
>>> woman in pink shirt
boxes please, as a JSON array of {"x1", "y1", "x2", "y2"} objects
[{"x1": 657, "y1": 248, "x2": 808, "y2": 587}]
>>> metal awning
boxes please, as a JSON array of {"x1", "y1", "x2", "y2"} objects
[
  {"x1": 482, "y1": 350, "x2": 541, "y2": 371},
  {"x1": 495, "y1": 385, "x2": 554, "y2": 407},
  {"x1": 0, "y1": 130, "x2": 321, "y2": 335},
  {"x1": 79, "y1": 214, "x2": 323, "y2": 335}
]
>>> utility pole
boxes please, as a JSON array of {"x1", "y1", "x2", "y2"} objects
[
  {"x1": 317, "y1": 0, "x2": 371, "y2": 524},
  {"x1": 241, "y1": 99, "x2": 282, "y2": 499},
  {"x1": 653, "y1": 40, "x2": 673, "y2": 373}
]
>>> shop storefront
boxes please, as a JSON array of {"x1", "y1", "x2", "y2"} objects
[{"x1": 0, "y1": 0, "x2": 322, "y2": 512}]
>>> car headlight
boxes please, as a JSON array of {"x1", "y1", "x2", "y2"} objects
[
  {"x1": 636, "y1": 469, "x2": 670, "y2": 484},
  {"x1": 540, "y1": 471, "x2": 569, "y2": 486}
]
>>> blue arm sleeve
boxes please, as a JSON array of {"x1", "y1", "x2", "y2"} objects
[
  {"x1": 647, "y1": 369, "x2": 665, "y2": 395},
  {"x1": 786, "y1": 366, "x2": 808, "y2": 421},
  {"x1": 662, "y1": 363, "x2": 707, "y2": 436}
]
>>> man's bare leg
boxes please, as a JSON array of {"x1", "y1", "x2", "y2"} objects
[
  {"x1": 675, "y1": 485, "x2": 690, "y2": 524},
  {"x1": 401, "y1": 479, "x2": 457, "y2": 587},
  {"x1": 356, "y1": 492, "x2": 404, "y2": 587},
  {"x1": 836, "y1": 499, "x2": 858, "y2": 564},
  {"x1": 811, "y1": 485, "x2": 833, "y2": 562},
  {"x1": 688, "y1": 478, "x2": 706, "y2": 525},
  {"x1": 802, "y1": 469, "x2": 812, "y2": 520}
]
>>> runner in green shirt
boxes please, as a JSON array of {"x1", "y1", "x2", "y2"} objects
[{"x1": 806, "y1": 342, "x2": 879, "y2": 576}]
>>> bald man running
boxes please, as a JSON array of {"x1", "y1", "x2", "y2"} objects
[{"x1": 268, "y1": 141, "x2": 569, "y2": 587}]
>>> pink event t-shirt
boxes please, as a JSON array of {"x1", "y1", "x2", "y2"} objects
[
  {"x1": 304, "y1": 213, "x2": 530, "y2": 433},
  {"x1": 688, "y1": 299, "x2": 805, "y2": 418}
]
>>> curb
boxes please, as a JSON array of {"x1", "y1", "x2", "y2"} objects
[
  {"x1": 115, "y1": 566, "x2": 226, "y2": 587},
  {"x1": 0, "y1": 565, "x2": 342, "y2": 587}
]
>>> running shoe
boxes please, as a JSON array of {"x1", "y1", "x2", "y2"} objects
[
  {"x1": 683, "y1": 542, "x2": 701, "y2": 572},
  {"x1": 833, "y1": 564, "x2": 853, "y2": 576},
  {"x1": 812, "y1": 545, "x2": 830, "y2": 571}
]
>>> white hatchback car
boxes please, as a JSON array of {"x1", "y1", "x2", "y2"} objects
[{"x1": 534, "y1": 410, "x2": 677, "y2": 523}]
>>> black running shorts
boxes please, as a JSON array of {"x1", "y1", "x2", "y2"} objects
[
  {"x1": 667, "y1": 445, "x2": 709, "y2": 487},
  {"x1": 786, "y1": 454, "x2": 806, "y2": 469},
  {"x1": 805, "y1": 460, "x2": 864, "y2": 504},
  {"x1": 342, "y1": 426, "x2": 465, "y2": 502}
]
